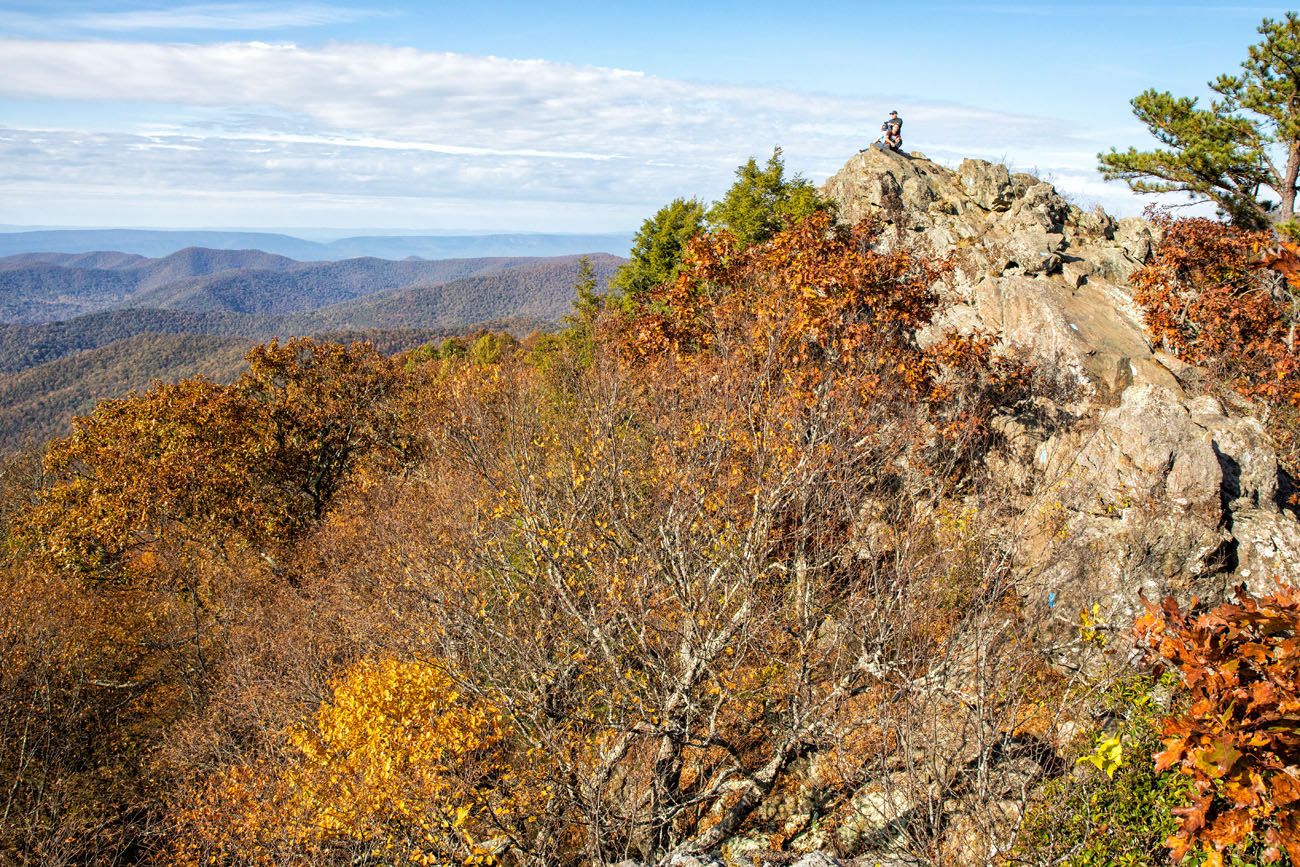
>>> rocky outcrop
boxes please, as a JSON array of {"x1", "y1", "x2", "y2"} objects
[
  {"x1": 672, "y1": 149, "x2": 1300, "y2": 867},
  {"x1": 823, "y1": 148, "x2": 1164, "y2": 397},
  {"x1": 821, "y1": 149, "x2": 1298, "y2": 618}
]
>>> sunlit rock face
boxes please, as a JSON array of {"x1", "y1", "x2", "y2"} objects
[{"x1": 824, "y1": 148, "x2": 1299, "y2": 633}]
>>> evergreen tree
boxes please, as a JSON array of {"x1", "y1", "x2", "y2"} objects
[
  {"x1": 611, "y1": 149, "x2": 830, "y2": 312},
  {"x1": 706, "y1": 147, "x2": 830, "y2": 246},
  {"x1": 571, "y1": 255, "x2": 602, "y2": 320},
  {"x1": 530, "y1": 256, "x2": 606, "y2": 370},
  {"x1": 612, "y1": 198, "x2": 706, "y2": 305},
  {"x1": 1099, "y1": 13, "x2": 1300, "y2": 228}
]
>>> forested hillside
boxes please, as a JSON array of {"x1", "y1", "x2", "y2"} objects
[
  {"x1": 0, "y1": 250, "x2": 620, "y2": 450},
  {"x1": 0, "y1": 333, "x2": 254, "y2": 451},
  {"x1": 284, "y1": 255, "x2": 624, "y2": 331},
  {"x1": 0, "y1": 327, "x2": 492, "y2": 452},
  {"x1": 0, "y1": 249, "x2": 623, "y2": 323},
  {"x1": 2, "y1": 150, "x2": 1297, "y2": 866}
]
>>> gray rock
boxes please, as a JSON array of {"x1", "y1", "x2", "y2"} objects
[
  {"x1": 958, "y1": 159, "x2": 1014, "y2": 211},
  {"x1": 972, "y1": 275, "x2": 1178, "y2": 394},
  {"x1": 1010, "y1": 182, "x2": 1069, "y2": 232},
  {"x1": 835, "y1": 779, "x2": 917, "y2": 853},
  {"x1": 1115, "y1": 217, "x2": 1155, "y2": 262},
  {"x1": 1060, "y1": 258, "x2": 1093, "y2": 288},
  {"x1": 820, "y1": 149, "x2": 1183, "y2": 397},
  {"x1": 1071, "y1": 205, "x2": 1117, "y2": 242},
  {"x1": 1231, "y1": 508, "x2": 1300, "y2": 591},
  {"x1": 995, "y1": 228, "x2": 1064, "y2": 275},
  {"x1": 790, "y1": 854, "x2": 843, "y2": 867}
]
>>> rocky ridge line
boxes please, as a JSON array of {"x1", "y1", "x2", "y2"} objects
[{"x1": 823, "y1": 147, "x2": 1299, "y2": 644}]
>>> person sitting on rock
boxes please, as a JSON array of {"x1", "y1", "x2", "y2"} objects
[
  {"x1": 880, "y1": 110, "x2": 903, "y2": 151},
  {"x1": 860, "y1": 110, "x2": 904, "y2": 153}
]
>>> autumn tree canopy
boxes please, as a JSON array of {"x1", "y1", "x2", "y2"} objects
[{"x1": 29, "y1": 337, "x2": 412, "y2": 583}]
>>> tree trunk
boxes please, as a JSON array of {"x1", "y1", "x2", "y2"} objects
[{"x1": 1280, "y1": 139, "x2": 1300, "y2": 222}]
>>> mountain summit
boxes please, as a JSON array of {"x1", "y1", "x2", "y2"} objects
[
  {"x1": 825, "y1": 148, "x2": 1299, "y2": 644},
  {"x1": 825, "y1": 148, "x2": 1165, "y2": 393}
]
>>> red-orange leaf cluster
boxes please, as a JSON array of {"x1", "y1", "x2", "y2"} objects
[
  {"x1": 1131, "y1": 216, "x2": 1300, "y2": 478},
  {"x1": 1136, "y1": 586, "x2": 1300, "y2": 865}
]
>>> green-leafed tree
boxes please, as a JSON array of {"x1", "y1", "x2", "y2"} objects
[
  {"x1": 1099, "y1": 13, "x2": 1300, "y2": 228},
  {"x1": 532, "y1": 256, "x2": 605, "y2": 369},
  {"x1": 612, "y1": 150, "x2": 829, "y2": 312},
  {"x1": 571, "y1": 255, "x2": 602, "y2": 320},
  {"x1": 706, "y1": 147, "x2": 830, "y2": 245},
  {"x1": 611, "y1": 198, "x2": 706, "y2": 306}
]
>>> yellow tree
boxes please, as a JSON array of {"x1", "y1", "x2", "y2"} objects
[{"x1": 173, "y1": 656, "x2": 533, "y2": 866}]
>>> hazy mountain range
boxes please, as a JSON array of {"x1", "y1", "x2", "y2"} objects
[
  {"x1": 0, "y1": 243, "x2": 625, "y2": 451},
  {"x1": 0, "y1": 229, "x2": 634, "y2": 261}
]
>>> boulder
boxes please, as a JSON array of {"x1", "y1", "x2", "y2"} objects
[
  {"x1": 1231, "y1": 508, "x2": 1300, "y2": 590},
  {"x1": 662, "y1": 855, "x2": 724, "y2": 867},
  {"x1": 958, "y1": 159, "x2": 1014, "y2": 211},
  {"x1": 1060, "y1": 258, "x2": 1093, "y2": 288},
  {"x1": 790, "y1": 854, "x2": 843, "y2": 867},
  {"x1": 834, "y1": 777, "x2": 917, "y2": 853},
  {"x1": 1018, "y1": 382, "x2": 1299, "y2": 653}
]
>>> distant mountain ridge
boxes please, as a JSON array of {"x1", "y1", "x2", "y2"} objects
[
  {"x1": 0, "y1": 229, "x2": 634, "y2": 260},
  {"x1": 0, "y1": 249, "x2": 624, "y2": 324},
  {"x1": 283, "y1": 256, "x2": 623, "y2": 332},
  {"x1": 0, "y1": 239, "x2": 625, "y2": 451},
  {"x1": 0, "y1": 247, "x2": 622, "y2": 451},
  {"x1": 0, "y1": 333, "x2": 255, "y2": 452}
]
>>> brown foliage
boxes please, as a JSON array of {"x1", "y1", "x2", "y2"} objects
[
  {"x1": 3, "y1": 216, "x2": 1069, "y2": 864},
  {"x1": 0, "y1": 337, "x2": 420, "y2": 863},
  {"x1": 1131, "y1": 215, "x2": 1300, "y2": 480},
  {"x1": 617, "y1": 211, "x2": 1034, "y2": 486},
  {"x1": 1137, "y1": 585, "x2": 1300, "y2": 865},
  {"x1": 28, "y1": 337, "x2": 414, "y2": 581},
  {"x1": 0, "y1": 561, "x2": 154, "y2": 864}
]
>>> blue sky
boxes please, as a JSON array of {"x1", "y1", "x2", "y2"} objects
[{"x1": 0, "y1": 1, "x2": 1289, "y2": 232}]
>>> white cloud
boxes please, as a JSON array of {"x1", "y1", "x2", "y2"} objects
[{"x1": 0, "y1": 37, "x2": 1153, "y2": 229}]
